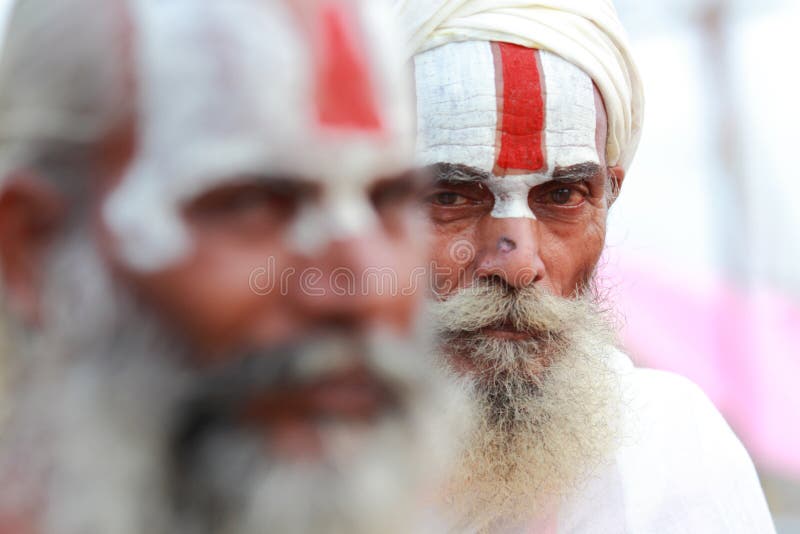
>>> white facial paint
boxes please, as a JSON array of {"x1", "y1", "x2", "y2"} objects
[
  {"x1": 414, "y1": 42, "x2": 599, "y2": 220},
  {"x1": 103, "y1": 0, "x2": 415, "y2": 270},
  {"x1": 286, "y1": 174, "x2": 380, "y2": 256},
  {"x1": 486, "y1": 175, "x2": 539, "y2": 219},
  {"x1": 414, "y1": 41, "x2": 498, "y2": 172},
  {"x1": 539, "y1": 51, "x2": 599, "y2": 170}
]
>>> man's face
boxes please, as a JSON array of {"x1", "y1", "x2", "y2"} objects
[
  {"x1": 415, "y1": 41, "x2": 619, "y2": 301},
  {"x1": 0, "y1": 2, "x2": 470, "y2": 533},
  {"x1": 90, "y1": 0, "x2": 429, "y2": 457},
  {"x1": 98, "y1": 127, "x2": 428, "y2": 455},
  {"x1": 413, "y1": 41, "x2": 624, "y2": 525}
]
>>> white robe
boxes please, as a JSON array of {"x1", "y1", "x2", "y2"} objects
[{"x1": 455, "y1": 351, "x2": 776, "y2": 533}]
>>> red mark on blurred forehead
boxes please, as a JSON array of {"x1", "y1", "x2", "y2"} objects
[
  {"x1": 303, "y1": 1, "x2": 383, "y2": 131},
  {"x1": 492, "y1": 42, "x2": 546, "y2": 175}
]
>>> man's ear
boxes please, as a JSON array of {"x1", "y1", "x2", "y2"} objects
[
  {"x1": 0, "y1": 173, "x2": 66, "y2": 324},
  {"x1": 607, "y1": 165, "x2": 625, "y2": 207}
]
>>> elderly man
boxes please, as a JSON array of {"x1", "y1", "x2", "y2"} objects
[
  {"x1": 0, "y1": 0, "x2": 471, "y2": 533},
  {"x1": 394, "y1": 0, "x2": 777, "y2": 531}
]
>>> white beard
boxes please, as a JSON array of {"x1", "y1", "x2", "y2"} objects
[
  {"x1": 429, "y1": 283, "x2": 623, "y2": 531},
  {"x1": 0, "y1": 235, "x2": 474, "y2": 534}
]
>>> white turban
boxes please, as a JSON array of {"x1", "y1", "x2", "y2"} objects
[{"x1": 394, "y1": 0, "x2": 644, "y2": 169}]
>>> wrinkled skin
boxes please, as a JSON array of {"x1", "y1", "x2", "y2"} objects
[{"x1": 424, "y1": 89, "x2": 623, "y2": 303}]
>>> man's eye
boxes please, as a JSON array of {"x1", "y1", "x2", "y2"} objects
[
  {"x1": 547, "y1": 187, "x2": 583, "y2": 206},
  {"x1": 220, "y1": 190, "x2": 271, "y2": 212},
  {"x1": 185, "y1": 182, "x2": 304, "y2": 230},
  {"x1": 428, "y1": 191, "x2": 468, "y2": 206}
]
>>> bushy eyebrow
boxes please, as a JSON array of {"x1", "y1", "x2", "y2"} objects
[
  {"x1": 429, "y1": 161, "x2": 604, "y2": 185},
  {"x1": 430, "y1": 162, "x2": 490, "y2": 183},
  {"x1": 552, "y1": 162, "x2": 604, "y2": 183},
  {"x1": 193, "y1": 174, "x2": 320, "y2": 202}
]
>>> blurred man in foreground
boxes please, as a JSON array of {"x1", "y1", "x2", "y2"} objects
[
  {"x1": 0, "y1": 0, "x2": 470, "y2": 532},
  {"x1": 395, "y1": 0, "x2": 776, "y2": 531}
]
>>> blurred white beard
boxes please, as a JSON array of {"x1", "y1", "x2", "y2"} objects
[
  {"x1": 429, "y1": 282, "x2": 622, "y2": 531},
  {"x1": 0, "y1": 233, "x2": 474, "y2": 534}
]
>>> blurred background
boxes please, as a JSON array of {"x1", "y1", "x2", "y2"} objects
[
  {"x1": 605, "y1": 0, "x2": 800, "y2": 530},
  {"x1": 0, "y1": 0, "x2": 797, "y2": 529}
]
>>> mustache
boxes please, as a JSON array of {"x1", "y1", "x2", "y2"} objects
[
  {"x1": 170, "y1": 333, "x2": 421, "y2": 453},
  {"x1": 429, "y1": 282, "x2": 591, "y2": 337},
  {"x1": 192, "y1": 336, "x2": 374, "y2": 401}
]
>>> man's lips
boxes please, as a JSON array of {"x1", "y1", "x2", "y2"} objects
[
  {"x1": 478, "y1": 319, "x2": 535, "y2": 341},
  {"x1": 239, "y1": 368, "x2": 396, "y2": 427}
]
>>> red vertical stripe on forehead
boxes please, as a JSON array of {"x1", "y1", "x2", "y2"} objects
[
  {"x1": 314, "y1": 2, "x2": 383, "y2": 131},
  {"x1": 493, "y1": 43, "x2": 546, "y2": 174}
]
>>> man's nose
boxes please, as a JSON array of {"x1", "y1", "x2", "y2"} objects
[
  {"x1": 473, "y1": 217, "x2": 545, "y2": 289},
  {"x1": 297, "y1": 233, "x2": 412, "y2": 332}
]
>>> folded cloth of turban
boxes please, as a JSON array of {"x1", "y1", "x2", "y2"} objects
[{"x1": 393, "y1": 0, "x2": 644, "y2": 169}]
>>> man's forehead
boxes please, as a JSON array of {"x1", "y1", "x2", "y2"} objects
[
  {"x1": 129, "y1": 0, "x2": 413, "y2": 187},
  {"x1": 414, "y1": 40, "x2": 601, "y2": 186},
  {"x1": 103, "y1": 0, "x2": 415, "y2": 271}
]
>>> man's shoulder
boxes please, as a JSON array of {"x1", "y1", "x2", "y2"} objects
[
  {"x1": 622, "y1": 364, "x2": 730, "y2": 438},
  {"x1": 606, "y1": 356, "x2": 775, "y2": 532},
  {"x1": 609, "y1": 351, "x2": 745, "y2": 453},
  {"x1": 620, "y1": 364, "x2": 752, "y2": 470},
  {"x1": 560, "y1": 351, "x2": 774, "y2": 533}
]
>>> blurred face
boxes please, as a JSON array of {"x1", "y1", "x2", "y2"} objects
[
  {"x1": 89, "y1": 0, "x2": 430, "y2": 459},
  {"x1": 98, "y1": 124, "x2": 428, "y2": 456},
  {"x1": 0, "y1": 2, "x2": 471, "y2": 533},
  {"x1": 412, "y1": 41, "x2": 624, "y2": 526},
  {"x1": 108, "y1": 163, "x2": 425, "y2": 361}
]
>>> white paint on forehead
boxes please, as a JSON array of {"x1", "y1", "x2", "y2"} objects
[
  {"x1": 539, "y1": 50, "x2": 599, "y2": 171},
  {"x1": 414, "y1": 41, "x2": 498, "y2": 172},
  {"x1": 103, "y1": 0, "x2": 415, "y2": 270},
  {"x1": 414, "y1": 42, "x2": 599, "y2": 220}
]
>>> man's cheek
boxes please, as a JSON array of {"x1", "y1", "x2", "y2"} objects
[
  {"x1": 546, "y1": 230, "x2": 605, "y2": 294},
  {"x1": 428, "y1": 244, "x2": 469, "y2": 298},
  {"x1": 583, "y1": 219, "x2": 609, "y2": 278},
  {"x1": 428, "y1": 248, "x2": 460, "y2": 297}
]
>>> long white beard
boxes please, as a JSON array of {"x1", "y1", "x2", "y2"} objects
[
  {"x1": 429, "y1": 283, "x2": 622, "y2": 531},
  {"x1": 0, "y1": 235, "x2": 474, "y2": 534}
]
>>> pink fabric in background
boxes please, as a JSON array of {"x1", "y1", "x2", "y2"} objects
[{"x1": 599, "y1": 252, "x2": 800, "y2": 478}]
